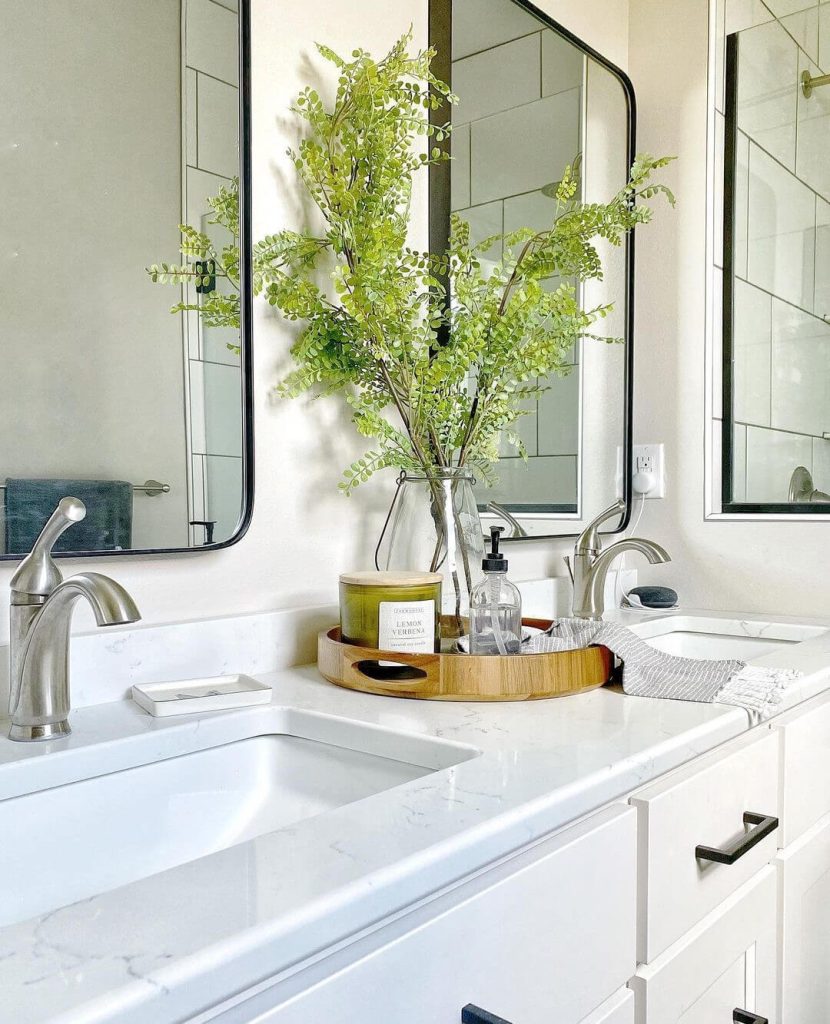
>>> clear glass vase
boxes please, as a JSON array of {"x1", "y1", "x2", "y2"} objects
[{"x1": 376, "y1": 468, "x2": 485, "y2": 642}]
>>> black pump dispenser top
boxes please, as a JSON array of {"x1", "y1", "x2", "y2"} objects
[{"x1": 482, "y1": 525, "x2": 508, "y2": 572}]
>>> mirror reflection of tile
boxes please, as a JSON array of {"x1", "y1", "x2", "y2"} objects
[
  {"x1": 719, "y1": 1, "x2": 830, "y2": 505},
  {"x1": 448, "y1": 0, "x2": 629, "y2": 522},
  {"x1": 451, "y1": 5, "x2": 582, "y2": 513}
]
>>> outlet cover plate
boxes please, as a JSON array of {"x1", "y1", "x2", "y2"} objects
[{"x1": 633, "y1": 443, "x2": 665, "y2": 499}]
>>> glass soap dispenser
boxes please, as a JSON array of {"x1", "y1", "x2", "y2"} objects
[{"x1": 469, "y1": 526, "x2": 522, "y2": 655}]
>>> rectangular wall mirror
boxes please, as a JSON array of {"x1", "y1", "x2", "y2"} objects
[
  {"x1": 429, "y1": 0, "x2": 635, "y2": 538},
  {"x1": 0, "y1": 0, "x2": 253, "y2": 558},
  {"x1": 722, "y1": 14, "x2": 830, "y2": 513}
]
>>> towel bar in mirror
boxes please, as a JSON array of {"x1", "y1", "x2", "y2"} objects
[{"x1": 0, "y1": 480, "x2": 170, "y2": 498}]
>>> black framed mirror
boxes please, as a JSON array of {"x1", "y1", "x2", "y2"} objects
[
  {"x1": 721, "y1": 23, "x2": 830, "y2": 514},
  {"x1": 428, "y1": 0, "x2": 636, "y2": 539},
  {"x1": 0, "y1": 0, "x2": 253, "y2": 558}
]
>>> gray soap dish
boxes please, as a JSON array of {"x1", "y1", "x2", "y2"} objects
[{"x1": 131, "y1": 674, "x2": 272, "y2": 717}]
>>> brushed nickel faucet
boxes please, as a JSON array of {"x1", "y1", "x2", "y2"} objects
[
  {"x1": 8, "y1": 497, "x2": 141, "y2": 741},
  {"x1": 568, "y1": 498, "x2": 671, "y2": 619},
  {"x1": 485, "y1": 502, "x2": 529, "y2": 539}
]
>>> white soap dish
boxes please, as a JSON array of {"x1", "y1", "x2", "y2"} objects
[{"x1": 131, "y1": 674, "x2": 272, "y2": 717}]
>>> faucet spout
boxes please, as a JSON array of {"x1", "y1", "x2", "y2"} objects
[
  {"x1": 9, "y1": 572, "x2": 140, "y2": 742},
  {"x1": 572, "y1": 535, "x2": 671, "y2": 621},
  {"x1": 45, "y1": 572, "x2": 141, "y2": 629}
]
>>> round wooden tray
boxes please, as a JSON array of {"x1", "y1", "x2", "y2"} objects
[{"x1": 317, "y1": 619, "x2": 613, "y2": 702}]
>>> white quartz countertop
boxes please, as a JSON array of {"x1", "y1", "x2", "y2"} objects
[{"x1": 2, "y1": 607, "x2": 829, "y2": 1024}]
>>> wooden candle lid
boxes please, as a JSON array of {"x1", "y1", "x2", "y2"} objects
[{"x1": 339, "y1": 571, "x2": 443, "y2": 586}]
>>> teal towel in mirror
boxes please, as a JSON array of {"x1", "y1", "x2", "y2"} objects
[{"x1": 4, "y1": 479, "x2": 133, "y2": 554}]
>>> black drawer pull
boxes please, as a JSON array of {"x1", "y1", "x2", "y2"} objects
[
  {"x1": 734, "y1": 1010, "x2": 768, "y2": 1023},
  {"x1": 462, "y1": 1006, "x2": 514, "y2": 1024},
  {"x1": 695, "y1": 812, "x2": 778, "y2": 865}
]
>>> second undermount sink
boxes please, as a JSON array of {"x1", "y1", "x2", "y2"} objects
[
  {"x1": 634, "y1": 615, "x2": 827, "y2": 661},
  {"x1": 0, "y1": 706, "x2": 478, "y2": 928}
]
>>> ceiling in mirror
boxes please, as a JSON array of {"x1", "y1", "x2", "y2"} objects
[
  {"x1": 429, "y1": 0, "x2": 635, "y2": 538},
  {"x1": 0, "y1": 0, "x2": 251, "y2": 557}
]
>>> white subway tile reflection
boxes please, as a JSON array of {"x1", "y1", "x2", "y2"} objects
[
  {"x1": 747, "y1": 144, "x2": 815, "y2": 310},
  {"x1": 734, "y1": 279, "x2": 772, "y2": 426},
  {"x1": 771, "y1": 298, "x2": 830, "y2": 436},
  {"x1": 738, "y1": 21, "x2": 798, "y2": 169},
  {"x1": 746, "y1": 425, "x2": 813, "y2": 501}
]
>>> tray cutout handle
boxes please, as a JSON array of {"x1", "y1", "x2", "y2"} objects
[{"x1": 354, "y1": 660, "x2": 428, "y2": 683}]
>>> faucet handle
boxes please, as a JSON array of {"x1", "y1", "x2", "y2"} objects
[
  {"x1": 10, "y1": 497, "x2": 86, "y2": 600},
  {"x1": 575, "y1": 497, "x2": 626, "y2": 556}
]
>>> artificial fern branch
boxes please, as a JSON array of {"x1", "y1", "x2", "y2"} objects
[{"x1": 149, "y1": 32, "x2": 673, "y2": 493}]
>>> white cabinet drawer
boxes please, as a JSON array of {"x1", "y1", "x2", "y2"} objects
[
  {"x1": 630, "y1": 867, "x2": 778, "y2": 1024},
  {"x1": 774, "y1": 690, "x2": 830, "y2": 846},
  {"x1": 215, "y1": 806, "x2": 637, "y2": 1024},
  {"x1": 776, "y1": 810, "x2": 830, "y2": 1023},
  {"x1": 630, "y1": 729, "x2": 780, "y2": 962}
]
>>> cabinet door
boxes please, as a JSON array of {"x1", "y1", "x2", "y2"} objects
[
  {"x1": 213, "y1": 806, "x2": 636, "y2": 1024},
  {"x1": 777, "y1": 811, "x2": 830, "y2": 1023},
  {"x1": 630, "y1": 867, "x2": 777, "y2": 1024},
  {"x1": 630, "y1": 730, "x2": 780, "y2": 962},
  {"x1": 774, "y1": 690, "x2": 830, "y2": 846}
]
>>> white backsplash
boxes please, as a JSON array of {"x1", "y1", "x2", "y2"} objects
[
  {"x1": 0, "y1": 604, "x2": 336, "y2": 714},
  {"x1": 0, "y1": 575, "x2": 589, "y2": 714}
]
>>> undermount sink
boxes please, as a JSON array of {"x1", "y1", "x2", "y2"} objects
[
  {"x1": 0, "y1": 706, "x2": 477, "y2": 928},
  {"x1": 634, "y1": 615, "x2": 827, "y2": 661}
]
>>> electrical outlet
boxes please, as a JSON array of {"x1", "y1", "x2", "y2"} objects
[
  {"x1": 633, "y1": 443, "x2": 666, "y2": 498},
  {"x1": 635, "y1": 451, "x2": 654, "y2": 475}
]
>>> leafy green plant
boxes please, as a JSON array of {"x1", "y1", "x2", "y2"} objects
[
  {"x1": 268, "y1": 32, "x2": 673, "y2": 493},
  {"x1": 147, "y1": 179, "x2": 242, "y2": 349},
  {"x1": 149, "y1": 31, "x2": 673, "y2": 495}
]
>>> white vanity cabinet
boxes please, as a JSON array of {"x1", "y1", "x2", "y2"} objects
[
  {"x1": 776, "y1": 813, "x2": 830, "y2": 1023},
  {"x1": 772, "y1": 690, "x2": 830, "y2": 1023},
  {"x1": 214, "y1": 805, "x2": 637, "y2": 1024},
  {"x1": 628, "y1": 727, "x2": 781, "y2": 1024},
  {"x1": 775, "y1": 690, "x2": 830, "y2": 847},
  {"x1": 630, "y1": 867, "x2": 777, "y2": 1024},
  {"x1": 629, "y1": 730, "x2": 780, "y2": 962},
  {"x1": 209, "y1": 692, "x2": 830, "y2": 1024},
  {"x1": 625, "y1": 687, "x2": 830, "y2": 1024}
]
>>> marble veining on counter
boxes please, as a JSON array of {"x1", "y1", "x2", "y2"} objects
[{"x1": 1, "y1": 607, "x2": 829, "y2": 1024}]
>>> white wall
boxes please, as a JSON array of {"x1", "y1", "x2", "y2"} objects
[
  {"x1": 629, "y1": 0, "x2": 830, "y2": 618},
  {"x1": 0, "y1": 0, "x2": 630, "y2": 646}
]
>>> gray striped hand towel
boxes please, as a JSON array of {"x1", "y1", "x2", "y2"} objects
[{"x1": 525, "y1": 619, "x2": 801, "y2": 722}]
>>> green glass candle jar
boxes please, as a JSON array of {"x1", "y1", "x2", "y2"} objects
[{"x1": 339, "y1": 571, "x2": 442, "y2": 654}]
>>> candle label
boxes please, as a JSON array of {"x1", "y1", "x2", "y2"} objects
[{"x1": 377, "y1": 600, "x2": 435, "y2": 654}]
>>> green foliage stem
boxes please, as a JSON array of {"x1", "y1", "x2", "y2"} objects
[
  {"x1": 269, "y1": 31, "x2": 673, "y2": 493},
  {"x1": 150, "y1": 31, "x2": 674, "y2": 495}
]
